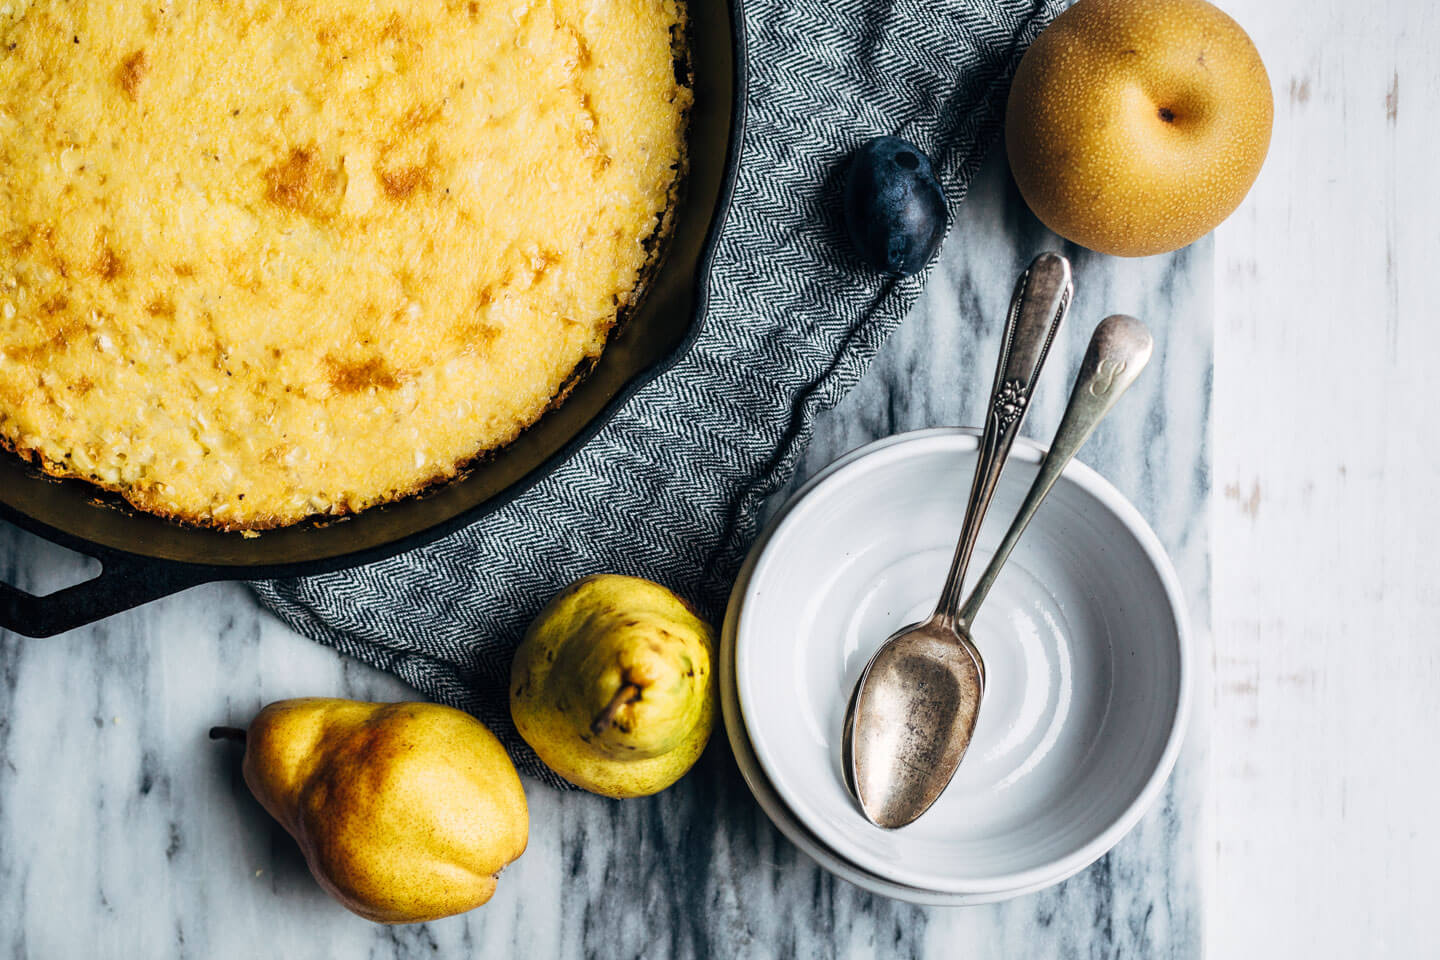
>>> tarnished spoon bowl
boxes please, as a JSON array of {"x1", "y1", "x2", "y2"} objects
[{"x1": 840, "y1": 620, "x2": 982, "y2": 809}]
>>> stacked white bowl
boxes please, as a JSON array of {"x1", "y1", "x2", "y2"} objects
[{"x1": 720, "y1": 428, "x2": 1190, "y2": 904}]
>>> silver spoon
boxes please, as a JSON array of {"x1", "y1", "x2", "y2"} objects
[
  {"x1": 844, "y1": 313, "x2": 1154, "y2": 828},
  {"x1": 841, "y1": 251, "x2": 1073, "y2": 824}
]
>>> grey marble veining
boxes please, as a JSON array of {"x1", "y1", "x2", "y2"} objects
[{"x1": 0, "y1": 148, "x2": 1210, "y2": 958}]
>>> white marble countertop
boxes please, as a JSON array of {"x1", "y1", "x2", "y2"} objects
[{"x1": 1, "y1": 0, "x2": 1432, "y2": 956}]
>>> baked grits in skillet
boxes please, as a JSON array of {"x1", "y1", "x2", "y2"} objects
[{"x1": 0, "y1": 0, "x2": 689, "y2": 529}]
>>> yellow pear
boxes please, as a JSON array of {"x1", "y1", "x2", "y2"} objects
[
  {"x1": 510, "y1": 574, "x2": 716, "y2": 798},
  {"x1": 215, "y1": 698, "x2": 527, "y2": 924},
  {"x1": 1005, "y1": 0, "x2": 1272, "y2": 257}
]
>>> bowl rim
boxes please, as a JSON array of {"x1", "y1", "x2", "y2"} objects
[{"x1": 733, "y1": 427, "x2": 1191, "y2": 895}]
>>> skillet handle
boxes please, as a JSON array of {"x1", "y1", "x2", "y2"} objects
[{"x1": 0, "y1": 553, "x2": 214, "y2": 638}]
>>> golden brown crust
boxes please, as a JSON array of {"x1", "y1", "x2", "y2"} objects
[{"x1": 0, "y1": 0, "x2": 691, "y2": 531}]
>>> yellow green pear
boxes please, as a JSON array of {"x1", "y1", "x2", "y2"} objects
[
  {"x1": 214, "y1": 698, "x2": 527, "y2": 924},
  {"x1": 510, "y1": 574, "x2": 716, "y2": 798},
  {"x1": 1005, "y1": 0, "x2": 1272, "y2": 256}
]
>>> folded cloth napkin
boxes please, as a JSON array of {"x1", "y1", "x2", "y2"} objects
[{"x1": 254, "y1": 0, "x2": 1064, "y2": 787}]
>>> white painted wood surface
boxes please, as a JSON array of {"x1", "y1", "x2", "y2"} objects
[{"x1": 1210, "y1": 0, "x2": 1439, "y2": 954}]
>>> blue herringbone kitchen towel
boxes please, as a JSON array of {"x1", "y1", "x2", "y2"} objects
[{"x1": 255, "y1": 0, "x2": 1064, "y2": 786}]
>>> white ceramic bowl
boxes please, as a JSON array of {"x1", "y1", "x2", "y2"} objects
[
  {"x1": 721, "y1": 507, "x2": 1076, "y2": 906},
  {"x1": 732, "y1": 429, "x2": 1189, "y2": 895}
]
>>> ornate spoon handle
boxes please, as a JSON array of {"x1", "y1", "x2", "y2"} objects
[
  {"x1": 932, "y1": 252, "x2": 1073, "y2": 628},
  {"x1": 957, "y1": 314, "x2": 1154, "y2": 628}
]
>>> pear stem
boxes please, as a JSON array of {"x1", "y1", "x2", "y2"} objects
[
  {"x1": 590, "y1": 684, "x2": 641, "y2": 736},
  {"x1": 208, "y1": 726, "x2": 247, "y2": 744}
]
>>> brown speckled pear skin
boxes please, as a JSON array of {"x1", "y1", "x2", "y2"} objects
[
  {"x1": 510, "y1": 575, "x2": 716, "y2": 799},
  {"x1": 240, "y1": 699, "x2": 528, "y2": 924},
  {"x1": 1005, "y1": 0, "x2": 1273, "y2": 257}
]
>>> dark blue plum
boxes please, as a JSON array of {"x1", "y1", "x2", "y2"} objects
[{"x1": 843, "y1": 136, "x2": 948, "y2": 276}]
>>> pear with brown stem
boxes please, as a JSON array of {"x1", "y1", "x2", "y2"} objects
[
  {"x1": 510, "y1": 575, "x2": 716, "y2": 798},
  {"x1": 212, "y1": 698, "x2": 528, "y2": 923}
]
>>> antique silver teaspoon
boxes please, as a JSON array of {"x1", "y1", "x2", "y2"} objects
[
  {"x1": 844, "y1": 314, "x2": 1154, "y2": 829},
  {"x1": 841, "y1": 251, "x2": 1073, "y2": 826}
]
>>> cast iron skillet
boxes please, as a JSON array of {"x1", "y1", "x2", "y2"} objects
[{"x1": 0, "y1": 0, "x2": 746, "y2": 637}]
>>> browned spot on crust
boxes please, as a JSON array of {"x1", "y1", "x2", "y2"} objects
[
  {"x1": 452, "y1": 317, "x2": 503, "y2": 354},
  {"x1": 95, "y1": 245, "x2": 124, "y2": 281},
  {"x1": 471, "y1": 322, "x2": 502, "y2": 346},
  {"x1": 466, "y1": 1, "x2": 480, "y2": 16},
  {"x1": 38, "y1": 295, "x2": 70, "y2": 317},
  {"x1": 378, "y1": 164, "x2": 428, "y2": 200},
  {"x1": 4, "y1": 227, "x2": 33, "y2": 257},
  {"x1": 561, "y1": 23, "x2": 593, "y2": 69},
  {"x1": 19, "y1": 225, "x2": 70, "y2": 278},
  {"x1": 326, "y1": 355, "x2": 402, "y2": 393},
  {"x1": 399, "y1": 102, "x2": 443, "y2": 132},
  {"x1": 381, "y1": 13, "x2": 406, "y2": 41},
  {"x1": 71, "y1": 377, "x2": 95, "y2": 396},
  {"x1": 6, "y1": 314, "x2": 88, "y2": 364},
  {"x1": 530, "y1": 249, "x2": 561, "y2": 280},
  {"x1": 576, "y1": 128, "x2": 601, "y2": 159},
  {"x1": 145, "y1": 296, "x2": 175, "y2": 318},
  {"x1": 475, "y1": 285, "x2": 493, "y2": 308},
  {"x1": 570, "y1": 89, "x2": 610, "y2": 172},
  {"x1": 264, "y1": 148, "x2": 316, "y2": 208},
  {"x1": 174, "y1": 262, "x2": 196, "y2": 278},
  {"x1": 115, "y1": 50, "x2": 147, "y2": 99},
  {"x1": 263, "y1": 147, "x2": 342, "y2": 218},
  {"x1": 373, "y1": 108, "x2": 443, "y2": 202}
]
